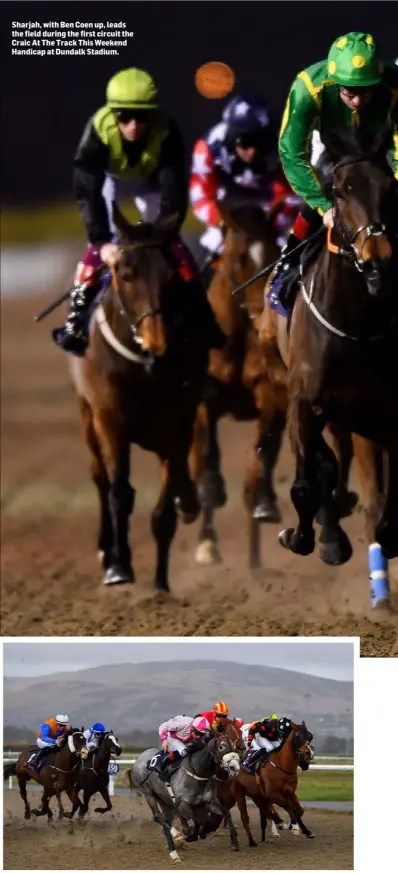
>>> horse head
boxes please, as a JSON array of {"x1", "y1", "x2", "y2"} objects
[
  {"x1": 104, "y1": 732, "x2": 122, "y2": 758},
  {"x1": 210, "y1": 733, "x2": 240, "y2": 776},
  {"x1": 107, "y1": 203, "x2": 182, "y2": 360},
  {"x1": 331, "y1": 148, "x2": 397, "y2": 298},
  {"x1": 215, "y1": 717, "x2": 246, "y2": 756},
  {"x1": 291, "y1": 721, "x2": 314, "y2": 760},
  {"x1": 218, "y1": 202, "x2": 280, "y2": 278},
  {"x1": 68, "y1": 731, "x2": 88, "y2": 759}
]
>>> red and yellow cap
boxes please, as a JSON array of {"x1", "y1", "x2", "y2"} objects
[{"x1": 213, "y1": 701, "x2": 229, "y2": 715}]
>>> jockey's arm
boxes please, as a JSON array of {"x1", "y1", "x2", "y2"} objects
[
  {"x1": 39, "y1": 723, "x2": 57, "y2": 745},
  {"x1": 247, "y1": 722, "x2": 260, "y2": 747},
  {"x1": 153, "y1": 118, "x2": 188, "y2": 235},
  {"x1": 73, "y1": 118, "x2": 113, "y2": 245},
  {"x1": 278, "y1": 74, "x2": 332, "y2": 216}
]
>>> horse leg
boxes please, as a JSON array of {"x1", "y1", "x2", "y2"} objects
[
  {"x1": 316, "y1": 435, "x2": 353, "y2": 565},
  {"x1": 252, "y1": 395, "x2": 285, "y2": 525},
  {"x1": 144, "y1": 795, "x2": 180, "y2": 861},
  {"x1": 201, "y1": 383, "x2": 228, "y2": 508},
  {"x1": 151, "y1": 461, "x2": 177, "y2": 592},
  {"x1": 375, "y1": 445, "x2": 398, "y2": 562},
  {"x1": 325, "y1": 421, "x2": 358, "y2": 519},
  {"x1": 92, "y1": 410, "x2": 135, "y2": 585},
  {"x1": 289, "y1": 794, "x2": 314, "y2": 838},
  {"x1": 18, "y1": 774, "x2": 31, "y2": 820},
  {"x1": 80, "y1": 399, "x2": 113, "y2": 569},
  {"x1": 279, "y1": 397, "x2": 324, "y2": 557},
  {"x1": 62, "y1": 783, "x2": 84, "y2": 819},
  {"x1": 352, "y1": 435, "x2": 390, "y2": 607},
  {"x1": 31, "y1": 787, "x2": 53, "y2": 821},
  {"x1": 190, "y1": 403, "x2": 222, "y2": 565},
  {"x1": 94, "y1": 785, "x2": 112, "y2": 814},
  {"x1": 232, "y1": 781, "x2": 257, "y2": 847}
]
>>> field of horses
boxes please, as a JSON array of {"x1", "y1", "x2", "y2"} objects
[
  {"x1": 1, "y1": 292, "x2": 398, "y2": 653},
  {"x1": 3, "y1": 789, "x2": 353, "y2": 870}
]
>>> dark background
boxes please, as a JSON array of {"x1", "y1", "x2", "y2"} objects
[{"x1": 1, "y1": 1, "x2": 397, "y2": 207}]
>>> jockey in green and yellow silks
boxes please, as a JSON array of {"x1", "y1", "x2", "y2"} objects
[{"x1": 271, "y1": 32, "x2": 398, "y2": 291}]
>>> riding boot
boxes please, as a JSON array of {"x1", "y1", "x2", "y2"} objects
[
  {"x1": 156, "y1": 750, "x2": 183, "y2": 781},
  {"x1": 34, "y1": 748, "x2": 50, "y2": 770},
  {"x1": 52, "y1": 280, "x2": 102, "y2": 357},
  {"x1": 269, "y1": 232, "x2": 303, "y2": 290}
]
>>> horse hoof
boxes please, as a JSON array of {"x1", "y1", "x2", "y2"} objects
[
  {"x1": 195, "y1": 539, "x2": 222, "y2": 565},
  {"x1": 372, "y1": 597, "x2": 392, "y2": 612},
  {"x1": 174, "y1": 495, "x2": 200, "y2": 524},
  {"x1": 24, "y1": 812, "x2": 31, "y2": 820},
  {"x1": 232, "y1": 844, "x2": 240, "y2": 851},
  {"x1": 278, "y1": 528, "x2": 315, "y2": 556},
  {"x1": 252, "y1": 501, "x2": 281, "y2": 523},
  {"x1": 104, "y1": 565, "x2": 135, "y2": 585},
  {"x1": 306, "y1": 831, "x2": 315, "y2": 839},
  {"x1": 169, "y1": 850, "x2": 181, "y2": 862},
  {"x1": 154, "y1": 579, "x2": 170, "y2": 593},
  {"x1": 319, "y1": 528, "x2": 353, "y2": 566}
]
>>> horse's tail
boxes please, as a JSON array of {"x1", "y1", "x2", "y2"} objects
[
  {"x1": 125, "y1": 767, "x2": 134, "y2": 791},
  {"x1": 4, "y1": 761, "x2": 17, "y2": 779}
]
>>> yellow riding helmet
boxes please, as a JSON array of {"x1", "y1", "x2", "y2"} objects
[
  {"x1": 213, "y1": 702, "x2": 229, "y2": 716},
  {"x1": 106, "y1": 68, "x2": 158, "y2": 109}
]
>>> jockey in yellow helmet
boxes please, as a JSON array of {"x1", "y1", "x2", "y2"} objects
[{"x1": 52, "y1": 68, "x2": 225, "y2": 356}]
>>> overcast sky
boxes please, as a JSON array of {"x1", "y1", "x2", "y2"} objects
[{"x1": 3, "y1": 641, "x2": 354, "y2": 681}]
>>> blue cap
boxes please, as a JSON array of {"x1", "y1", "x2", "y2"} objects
[{"x1": 92, "y1": 722, "x2": 105, "y2": 732}]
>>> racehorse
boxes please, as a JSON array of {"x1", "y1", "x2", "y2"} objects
[
  {"x1": 189, "y1": 203, "x2": 288, "y2": 571},
  {"x1": 232, "y1": 720, "x2": 315, "y2": 843},
  {"x1": 4, "y1": 730, "x2": 87, "y2": 821},
  {"x1": 69, "y1": 732, "x2": 122, "y2": 819},
  {"x1": 130, "y1": 734, "x2": 240, "y2": 861},
  {"x1": 261, "y1": 150, "x2": 398, "y2": 607},
  {"x1": 68, "y1": 206, "x2": 208, "y2": 590}
]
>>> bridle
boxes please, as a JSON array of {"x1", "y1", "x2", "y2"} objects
[
  {"x1": 110, "y1": 240, "x2": 165, "y2": 346},
  {"x1": 331, "y1": 155, "x2": 390, "y2": 274}
]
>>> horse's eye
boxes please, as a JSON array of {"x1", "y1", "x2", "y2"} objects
[{"x1": 346, "y1": 183, "x2": 353, "y2": 193}]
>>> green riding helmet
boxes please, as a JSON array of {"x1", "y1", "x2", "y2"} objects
[
  {"x1": 106, "y1": 68, "x2": 159, "y2": 109},
  {"x1": 327, "y1": 32, "x2": 385, "y2": 88}
]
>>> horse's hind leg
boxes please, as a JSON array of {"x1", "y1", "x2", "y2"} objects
[
  {"x1": 328, "y1": 421, "x2": 358, "y2": 518},
  {"x1": 190, "y1": 403, "x2": 222, "y2": 566},
  {"x1": 18, "y1": 775, "x2": 31, "y2": 820},
  {"x1": 94, "y1": 786, "x2": 112, "y2": 814},
  {"x1": 152, "y1": 461, "x2": 178, "y2": 592},
  {"x1": 251, "y1": 388, "x2": 285, "y2": 524},
  {"x1": 353, "y1": 435, "x2": 390, "y2": 607},
  {"x1": 92, "y1": 409, "x2": 135, "y2": 586},
  {"x1": 80, "y1": 399, "x2": 113, "y2": 570},
  {"x1": 317, "y1": 436, "x2": 353, "y2": 566}
]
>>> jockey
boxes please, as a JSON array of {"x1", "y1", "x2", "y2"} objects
[
  {"x1": 242, "y1": 716, "x2": 292, "y2": 767},
  {"x1": 189, "y1": 93, "x2": 301, "y2": 270},
  {"x1": 52, "y1": 67, "x2": 225, "y2": 357},
  {"x1": 197, "y1": 701, "x2": 243, "y2": 730},
  {"x1": 155, "y1": 714, "x2": 211, "y2": 776},
  {"x1": 28, "y1": 714, "x2": 71, "y2": 770},
  {"x1": 83, "y1": 722, "x2": 107, "y2": 752},
  {"x1": 272, "y1": 32, "x2": 398, "y2": 291}
]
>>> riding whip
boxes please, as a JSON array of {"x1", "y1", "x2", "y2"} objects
[{"x1": 231, "y1": 226, "x2": 325, "y2": 297}]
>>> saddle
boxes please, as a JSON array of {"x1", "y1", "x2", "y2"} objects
[
  {"x1": 25, "y1": 747, "x2": 52, "y2": 772},
  {"x1": 268, "y1": 229, "x2": 326, "y2": 321},
  {"x1": 146, "y1": 750, "x2": 181, "y2": 783},
  {"x1": 240, "y1": 748, "x2": 269, "y2": 776}
]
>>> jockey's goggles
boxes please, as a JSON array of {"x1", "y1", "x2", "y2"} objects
[
  {"x1": 215, "y1": 713, "x2": 228, "y2": 719},
  {"x1": 339, "y1": 85, "x2": 374, "y2": 97},
  {"x1": 114, "y1": 108, "x2": 153, "y2": 124},
  {"x1": 234, "y1": 129, "x2": 271, "y2": 149}
]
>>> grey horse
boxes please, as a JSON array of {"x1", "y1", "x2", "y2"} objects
[{"x1": 130, "y1": 735, "x2": 241, "y2": 862}]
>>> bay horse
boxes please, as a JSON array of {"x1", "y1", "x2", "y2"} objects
[
  {"x1": 231, "y1": 720, "x2": 314, "y2": 843},
  {"x1": 189, "y1": 203, "x2": 288, "y2": 571},
  {"x1": 4, "y1": 730, "x2": 87, "y2": 821},
  {"x1": 70, "y1": 732, "x2": 122, "y2": 818},
  {"x1": 261, "y1": 152, "x2": 398, "y2": 608},
  {"x1": 69, "y1": 206, "x2": 208, "y2": 590}
]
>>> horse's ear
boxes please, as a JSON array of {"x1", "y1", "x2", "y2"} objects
[{"x1": 112, "y1": 202, "x2": 134, "y2": 241}]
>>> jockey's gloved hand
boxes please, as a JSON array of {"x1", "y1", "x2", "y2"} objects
[{"x1": 322, "y1": 207, "x2": 335, "y2": 229}]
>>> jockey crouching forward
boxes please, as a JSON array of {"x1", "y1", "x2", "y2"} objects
[
  {"x1": 52, "y1": 67, "x2": 225, "y2": 357},
  {"x1": 271, "y1": 31, "x2": 398, "y2": 307},
  {"x1": 26, "y1": 713, "x2": 71, "y2": 771},
  {"x1": 83, "y1": 722, "x2": 107, "y2": 752},
  {"x1": 155, "y1": 715, "x2": 211, "y2": 781},
  {"x1": 189, "y1": 93, "x2": 301, "y2": 281},
  {"x1": 197, "y1": 700, "x2": 244, "y2": 730},
  {"x1": 242, "y1": 716, "x2": 292, "y2": 769}
]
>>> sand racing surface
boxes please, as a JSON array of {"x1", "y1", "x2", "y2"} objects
[
  {"x1": 1, "y1": 293, "x2": 398, "y2": 653},
  {"x1": 3, "y1": 789, "x2": 353, "y2": 870}
]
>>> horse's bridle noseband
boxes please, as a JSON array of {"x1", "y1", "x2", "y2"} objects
[
  {"x1": 110, "y1": 240, "x2": 167, "y2": 346},
  {"x1": 332, "y1": 156, "x2": 390, "y2": 274}
]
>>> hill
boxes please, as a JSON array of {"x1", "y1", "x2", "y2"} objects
[{"x1": 4, "y1": 660, "x2": 352, "y2": 738}]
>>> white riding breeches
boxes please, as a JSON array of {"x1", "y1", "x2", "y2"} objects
[
  {"x1": 251, "y1": 735, "x2": 281, "y2": 753},
  {"x1": 37, "y1": 738, "x2": 55, "y2": 750},
  {"x1": 101, "y1": 175, "x2": 162, "y2": 237},
  {"x1": 167, "y1": 736, "x2": 188, "y2": 755}
]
